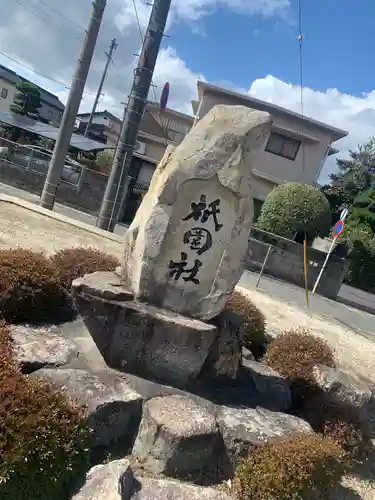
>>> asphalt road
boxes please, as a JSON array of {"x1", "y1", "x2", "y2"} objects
[
  {"x1": 0, "y1": 181, "x2": 127, "y2": 236},
  {"x1": 240, "y1": 270, "x2": 375, "y2": 341}
]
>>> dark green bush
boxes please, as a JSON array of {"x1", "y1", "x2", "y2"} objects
[
  {"x1": 0, "y1": 248, "x2": 73, "y2": 324},
  {"x1": 233, "y1": 433, "x2": 345, "y2": 500},
  {"x1": 299, "y1": 393, "x2": 372, "y2": 466},
  {"x1": 50, "y1": 246, "x2": 120, "y2": 288},
  {"x1": 262, "y1": 329, "x2": 336, "y2": 405},
  {"x1": 256, "y1": 182, "x2": 332, "y2": 239},
  {"x1": 227, "y1": 290, "x2": 267, "y2": 359},
  {"x1": 0, "y1": 322, "x2": 90, "y2": 500}
]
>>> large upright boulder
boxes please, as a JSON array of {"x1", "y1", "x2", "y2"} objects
[{"x1": 121, "y1": 105, "x2": 272, "y2": 320}]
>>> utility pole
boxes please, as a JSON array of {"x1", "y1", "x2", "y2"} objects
[
  {"x1": 40, "y1": 0, "x2": 107, "y2": 209},
  {"x1": 96, "y1": 0, "x2": 171, "y2": 231},
  {"x1": 84, "y1": 38, "x2": 118, "y2": 137}
]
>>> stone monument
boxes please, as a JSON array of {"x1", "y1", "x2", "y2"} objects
[{"x1": 72, "y1": 104, "x2": 272, "y2": 390}]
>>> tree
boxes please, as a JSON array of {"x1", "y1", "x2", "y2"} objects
[
  {"x1": 256, "y1": 182, "x2": 332, "y2": 240},
  {"x1": 9, "y1": 82, "x2": 42, "y2": 119}
]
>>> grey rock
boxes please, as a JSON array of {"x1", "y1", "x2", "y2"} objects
[
  {"x1": 217, "y1": 405, "x2": 313, "y2": 465},
  {"x1": 74, "y1": 277, "x2": 241, "y2": 388},
  {"x1": 131, "y1": 476, "x2": 234, "y2": 499},
  {"x1": 73, "y1": 271, "x2": 133, "y2": 302},
  {"x1": 30, "y1": 368, "x2": 143, "y2": 448},
  {"x1": 72, "y1": 458, "x2": 134, "y2": 500},
  {"x1": 132, "y1": 394, "x2": 222, "y2": 480},
  {"x1": 121, "y1": 105, "x2": 272, "y2": 320},
  {"x1": 11, "y1": 324, "x2": 77, "y2": 372},
  {"x1": 242, "y1": 347, "x2": 255, "y2": 361},
  {"x1": 241, "y1": 359, "x2": 292, "y2": 412},
  {"x1": 312, "y1": 364, "x2": 372, "y2": 409}
]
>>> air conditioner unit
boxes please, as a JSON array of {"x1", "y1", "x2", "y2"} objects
[{"x1": 134, "y1": 140, "x2": 146, "y2": 155}]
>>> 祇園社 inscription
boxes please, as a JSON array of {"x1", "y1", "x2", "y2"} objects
[{"x1": 121, "y1": 104, "x2": 273, "y2": 320}]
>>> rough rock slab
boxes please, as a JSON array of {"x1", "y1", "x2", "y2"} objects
[
  {"x1": 73, "y1": 270, "x2": 133, "y2": 302},
  {"x1": 30, "y1": 368, "x2": 143, "y2": 448},
  {"x1": 71, "y1": 458, "x2": 134, "y2": 500},
  {"x1": 312, "y1": 364, "x2": 372, "y2": 409},
  {"x1": 74, "y1": 278, "x2": 242, "y2": 388},
  {"x1": 11, "y1": 324, "x2": 78, "y2": 372},
  {"x1": 131, "y1": 476, "x2": 234, "y2": 499},
  {"x1": 217, "y1": 405, "x2": 313, "y2": 466},
  {"x1": 121, "y1": 105, "x2": 272, "y2": 320},
  {"x1": 132, "y1": 394, "x2": 223, "y2": 480},
  {"x1": 241, "y1": 359, "x2": 292, "y2": 412}
]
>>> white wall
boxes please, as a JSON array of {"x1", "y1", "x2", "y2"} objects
[{"x1": 0, "y1": 78, "x2": 16, "y2": 111}]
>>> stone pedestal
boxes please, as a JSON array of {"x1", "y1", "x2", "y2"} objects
[{"x1": 72, "y1": 271, "x2": 243, "y2": 390}]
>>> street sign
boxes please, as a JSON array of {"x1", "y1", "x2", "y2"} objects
[
  {"x1": 332, "y1": 219, "x2": 344, "y2": 238},
  {"x1": 340, "y1": 207, "x2": 349, "y2": 221},
  {"x1": 160, "y1": 82, "x2": 169, "y2": 112}
]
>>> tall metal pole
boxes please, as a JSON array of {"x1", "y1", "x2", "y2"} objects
[
  {"x1": 84, "y1": 38, "x2": 117, "y2": 137},
  {"x1": 40, "y1": 0, "x2": 107, "y2": 209},
  {"x1": 96, "y1": 0, "x2": 171, "y2": 231}
]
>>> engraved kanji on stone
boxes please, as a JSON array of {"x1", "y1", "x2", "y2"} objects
[
  {"x1": 168, "y1": 252, "x2": 202, "y2": 284},
  {"x1": 182, "y1": 194, "x2": 223, "y2": 232},
  {"x1": 183, "y1": 227, "x2": 212, "y2": 255}
]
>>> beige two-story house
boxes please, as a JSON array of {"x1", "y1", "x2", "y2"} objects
[{"x1": 193, "y1": 81, "x2": 348, "y2": 218}]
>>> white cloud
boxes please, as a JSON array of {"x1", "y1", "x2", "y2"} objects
[{"x1": 248, "y1": 75, "x2": 375, "y2": 182}]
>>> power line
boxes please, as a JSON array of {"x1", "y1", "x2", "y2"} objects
[
  {"x1": 0, "y1": 50, "x2": 96, "y2": 97},
  {"x1": 36, "y1": 0, "x2": 85, "y2": 31},
  {"x1": 297, "y1": 0, "x2": 305, "y2": 172},
  {"x1": 12, "y1": 0, "x2": 82, "y2": 37},
  {"x1": 132, "y1": 0, "x2": 158, "y2": 103}
]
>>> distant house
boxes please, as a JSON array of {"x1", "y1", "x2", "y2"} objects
[
  {"x1": 193, "y1": 81, "x2": 348, "y2": 219},
  {"x1": 0, "y1": 64, "x2": 65, "y2": 123}
]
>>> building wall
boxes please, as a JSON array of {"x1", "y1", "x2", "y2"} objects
[
  {"x1": 0, "y1": 78, "x2": 17, "y2": 111},
  {"x1": 196, "y1": 91, "x2": 333, "y2": 196},
  {"x1": 0, "y1": 77, "x2": 63, "y2": 123}
]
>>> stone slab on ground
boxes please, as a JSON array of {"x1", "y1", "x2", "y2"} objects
[
  {"x1": 73, "y1": 272, "x2": 243, "y2": 389},
  {"x1": 132, "y1": 394, "x2": 223, "y2": 481},
  {"x1": 30, "y1": 368, "x2": 143, "y2": 449},
  {"x1": 241, "y1": 358, "x2": 292, "y2": 412},
  {"x1": 312, "y1": 364, "x2": 373, "y2": 409},
  {"x1": 216, "y1": 405, "x2": 313, "y2": 466},
  {"x1": 11, "y1": 324, "x2": 78, "y2": 372},
  {"x1": 72, "y1": 458, "x2": 233, "y2": 500}
]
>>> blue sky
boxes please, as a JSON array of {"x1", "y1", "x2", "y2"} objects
[{"x1": 0, "y1": 0, "x2": 374, "y2": 182}]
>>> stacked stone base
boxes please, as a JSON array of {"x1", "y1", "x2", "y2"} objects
[{"x1": 72, "y1": 271, "x2": 243, "y2": 390}]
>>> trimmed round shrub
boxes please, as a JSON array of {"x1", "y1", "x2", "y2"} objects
[
  {"x1": 50, "y1": 246, "x2": 120, "y2": 288},
  {"x1": 256, "y1": 182, "x2": 332, "y2": 239},
  {"x1": 262, "y1": 329, "x2": 336, "y2": 404},
  {"x1": 0, "y1": 248, "x2": 73, "y2": 324},
  {"x1": 0, "y1": 324, "x2": 90, "y2": 500},
  {"x1": 299, "y1": 393, "x2": 372, "y2": 466},
  {"x1": 233, "y1": 433, "x2": 345, "y2": 500},
  {"x1": 227, "y1": 290, "x2": 267, "y2": 358}
]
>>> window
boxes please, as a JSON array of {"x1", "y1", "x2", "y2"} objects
[
  {"x1": 47, "y1": 110, "x2": 53, "y2": 118},
  {"x1": 1, "y1": 88, "x2": 8, "y2": 99},
  {"x1": 265, "y1": 132, "x2": 301, "y2": 160}
]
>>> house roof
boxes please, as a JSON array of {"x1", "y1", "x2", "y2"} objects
[
  {"x1": 0, "y1": 64, "x2": 65, "y2": 111},
  {"x1": 197, "y1": 81, "x2": 348, "y2": 142},
  {"x1": 146, "y1": 101, "x2": 194, "y2": 123},
  {"x1": 0, "y1": 110, "x2": 113, "y2": 152},
  {"x1": 77, "y1": 109, "x2": 121, "y2": 124}
]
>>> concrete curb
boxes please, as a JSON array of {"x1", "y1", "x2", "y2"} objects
[{"x1": 0, "y1": 194, "x2": 124, "y2": 244}]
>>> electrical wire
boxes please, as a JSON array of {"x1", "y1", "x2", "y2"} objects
[
  {"x1": 12, "y1": 0, "x2": 83, "y2": 38},
  {"x1": 298, "y1": 0, "x2": 306, "y2": 172},
  {"x1": 36, "y1": 0, "x2": 85, "y2": 31},
  {"x1": 132, "y1": 0, "x2": 158, "y2": 104},
  {"x1": 0, "y1": 51, "x2": 96, "y2": 97}
]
